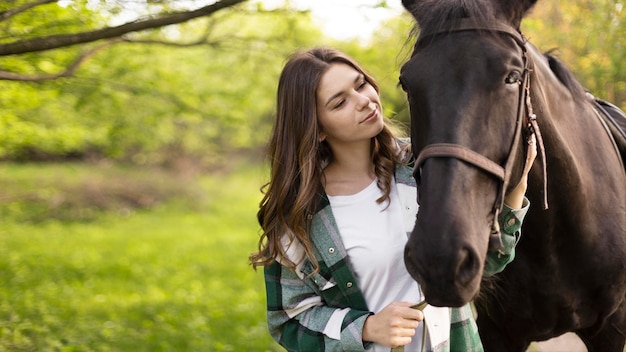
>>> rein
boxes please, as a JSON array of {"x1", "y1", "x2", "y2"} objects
[{"x1": 412, "y1": 19, "x2": 549, "y2": 253}]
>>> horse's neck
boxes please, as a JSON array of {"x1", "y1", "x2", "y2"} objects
[
  {"x1": 527, "y1": 45, "x2": 626, "y2": 221},
  {"x1": 527, "y1": 46, "x2": 594, "y2": 147}
]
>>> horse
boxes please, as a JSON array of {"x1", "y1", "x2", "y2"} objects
[{"x1": 398, "y1": 0, "x2": 626, "y2": 351}]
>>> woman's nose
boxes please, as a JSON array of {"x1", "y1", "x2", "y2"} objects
[{"x1": 355, "y1": 91, "x2": 371, "y2": 110}]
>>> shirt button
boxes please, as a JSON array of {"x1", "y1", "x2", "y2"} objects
[
  {"x1": 346, "y1": 282, "x2": 353, "y2": 288},
  {"x1": 507, "y1": 218, "x2": 516, "y2": 226},
  {"x1": 328, "y1": 248, "x2": 335, "y2": 254}
]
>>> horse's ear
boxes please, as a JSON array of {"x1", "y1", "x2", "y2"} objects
[
  {"x1": 401, "y1": 0, "x2": 419, "y2": 19},
  {"x1": 499, "y1": 0, "x2": 538, "y2": 28},
  {"x1": 401, "y1": 0, "x2": 417, "y2": 9}
]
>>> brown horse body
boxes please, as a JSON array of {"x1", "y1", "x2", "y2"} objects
[{"x1": 399, "y1": 0, "x2": 626, "y2": 350}]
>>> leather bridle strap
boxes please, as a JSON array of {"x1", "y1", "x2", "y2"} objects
[
  {"x1": 414, "y1": 144, "x2": 510, "y2": 254},
  {"x1": 418, "y1": 19, "x2": 527, "y2": 48},
  {"x1": 415, "y1": 144, "x2": 505, "y2": 182}
]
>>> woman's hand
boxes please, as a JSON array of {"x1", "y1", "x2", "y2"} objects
[
  {"x1": 504, "y1": 133, "x2": 538, "y2": 209},
  {"x1": 362, "y1": 301, "x2": 424, "y2": 348}
]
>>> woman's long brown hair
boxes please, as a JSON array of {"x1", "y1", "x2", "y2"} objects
[{"x1": 250, "y1": 47, "x2": 408, "y2": 272}]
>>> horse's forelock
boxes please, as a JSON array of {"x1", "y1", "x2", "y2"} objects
[
  {"x1": 405, "y1": 0, "x2": 539, "y2": 34},
  {"x1": 407, "y1": 0, "x2": 498, "y2": 33}
]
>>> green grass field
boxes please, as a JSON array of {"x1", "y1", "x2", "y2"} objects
[
  {"x1": 0, "y1": 162, "x2": 281, "y2": 351},
  {"x1": 0, "y1": 162, "x2": 598, "y2": 352}
]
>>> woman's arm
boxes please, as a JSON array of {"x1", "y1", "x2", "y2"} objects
[
  {"x1": 264, "y1": 261, "x2": 372, "y2": 351},
  {"x1": 484, "y1": 197, "x2": 530, "y2": 276},
  {"x1": 503, "y1": 174, "x2": 528, "y2": 209},
  {"x1": 485, "y1": 134, "x2": 537, "y2": 276},
  {"x1": 503, "y1": 134, "x2": 537, "y2": 209}
]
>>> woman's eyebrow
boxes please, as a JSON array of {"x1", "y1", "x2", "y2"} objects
[{"x1": 324, "y1": 73, "x2": 364, "y2": 107}]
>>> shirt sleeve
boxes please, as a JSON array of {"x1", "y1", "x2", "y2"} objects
[
  {"x1": 449, "y1": 304, "x2": 484, "y2": 351},
  {"x1": 264, "y1": 260, "x2": 373, "y2": 351},
  {"x1": 484, "y1": 196, "x2": 530, "y2": 276}
]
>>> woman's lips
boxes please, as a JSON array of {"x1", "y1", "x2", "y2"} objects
[{"x1": 360, "y1": 109, "x2": 378, "y2": 123}]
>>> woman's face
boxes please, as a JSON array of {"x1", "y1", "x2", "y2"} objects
[{"x1": 316, "y1": 63, "x2": 383, "y2": 145}]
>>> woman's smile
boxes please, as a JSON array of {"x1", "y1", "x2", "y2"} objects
[{"x1": 360, "y1": 108, "x2": 379, "y2": 124}]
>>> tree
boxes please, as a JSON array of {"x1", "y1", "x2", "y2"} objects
[
  {"x1": 0, "y1": 0, "x2": 326, "y2": 163},
  {"x1": 523, "y1": 0, "x2": 625, "y2": 109},
  {"x1": 0, "y1": 0, "x2": 248, "y2": 81}
]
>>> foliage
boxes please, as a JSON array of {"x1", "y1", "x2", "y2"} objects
[
  {"x1": 523, "y1": 0, "x2": 626, "y2": 108},
  {"x1": 0, "y1": 0, "x2": 247, "y2": 60},
  {"x1": 0, "y1": 0, "x2": 103, "y2": 76},
  {"x1": 0, "y1": 162, "x2": 280, "y2": 351},
  {"x1": 0, "y1": 0, "x2": 624, "y2": 164},
  {"x1": 0, "y1": 2, "x2": 323, "y2": 164}
]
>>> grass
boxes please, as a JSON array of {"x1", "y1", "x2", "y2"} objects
[
  {"x1": 0, "y1": 161, "x2": 601, "y2": 352},
  {"x1": 0, "y1": 162, "x2": 204, "y2": 223},
  {"x1": 0, "y1": 161, "x2": 281, "y2": 351}
]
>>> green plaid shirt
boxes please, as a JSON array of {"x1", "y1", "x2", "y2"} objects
[{"x1": 264, "y1": 164, "x2": 529, "y2": 352}]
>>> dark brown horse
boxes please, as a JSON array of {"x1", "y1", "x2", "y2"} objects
[{"x1": 399, "y1": 0, "x2": 626, "y2": 351}]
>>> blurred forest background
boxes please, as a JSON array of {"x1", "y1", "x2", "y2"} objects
[
  {"x1": 1, "y1": 0, "x2": 624, "y2": 167},
  {"x1": 0, "y1": 0, "x2": 624, "y2": 350}
]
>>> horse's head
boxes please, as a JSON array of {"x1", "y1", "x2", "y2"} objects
[{"x1": 400, "y1": 0, "x2": 538, "y2": 307}]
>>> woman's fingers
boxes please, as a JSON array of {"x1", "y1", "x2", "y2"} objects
[
  {"x1": 363, "y1": 301, "x2": 424, "y2": 347},
  {"x1": 524, "y1": 133, "x2": 538, "y2": 175}
]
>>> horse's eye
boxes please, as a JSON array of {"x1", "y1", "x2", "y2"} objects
[{"x1": 505, "y1": 71, "x2": 522, "y2": 85}]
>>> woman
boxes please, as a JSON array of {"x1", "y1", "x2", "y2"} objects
[{"x1": 250, "y1": 47, "x2": 535, "y2": 352}]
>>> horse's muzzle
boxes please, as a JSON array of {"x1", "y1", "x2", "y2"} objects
[{"x1": 404, "y1": 233, "x2": 482, "y2": 307}]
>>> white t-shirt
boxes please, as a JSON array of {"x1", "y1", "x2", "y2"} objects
[{"x1": 327, "y1": 178, "x2": 427, "y2": 352}]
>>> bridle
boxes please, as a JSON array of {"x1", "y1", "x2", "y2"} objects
[{"x1": 410, "y1": 19, "x2": 548, "y2": 254}]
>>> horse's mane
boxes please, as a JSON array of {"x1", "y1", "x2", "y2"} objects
[
  {"x1": 476, "y1": 275, "x2": 508, "y2": 315},
  {"x1": 543, "y1": 50, "x2": 588, "y2": 103}
]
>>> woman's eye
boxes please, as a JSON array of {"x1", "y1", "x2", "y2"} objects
[
  {"x1": 333, "y1": 100, "x2": 345, "y2": 109},
  {"x1": 505, "y1": 71, "x2": 522, "y2": 85}
]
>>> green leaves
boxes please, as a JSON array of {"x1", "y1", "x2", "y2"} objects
[
  {"x1": 522, "y1": 0, "x2": 626, "y2": 109},
  {"x1": 0, "y1": 1, "x2": 623, "y2": 165}
]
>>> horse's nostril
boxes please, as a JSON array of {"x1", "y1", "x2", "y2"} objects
[{"x1": 456, "y1": 247, "x2": 480, "y2": 287}]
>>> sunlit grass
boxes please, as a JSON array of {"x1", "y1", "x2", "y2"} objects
[
  {"x1": 0, "y1": 162, "x2": 280, "y2": 351},
  {"x1": 0, "y1": 162, "x2": 204, "y2": 223},
  {"x1": 0, "y1": 161, "x2": 604, "y2": 352}
]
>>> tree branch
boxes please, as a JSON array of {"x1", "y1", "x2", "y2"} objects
[
  {"x1": 0, "y1": 39, "x2": 123, "y2": 81},
  {"x1": 0, "y1": 0, "x2": 247, "y2": 56},
  {"x1": 125, "y1": 37, "x2": 220, "y2": 47},
  {"x1": 0, "y1": 0, "x2": 56, "y2": 22}
]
